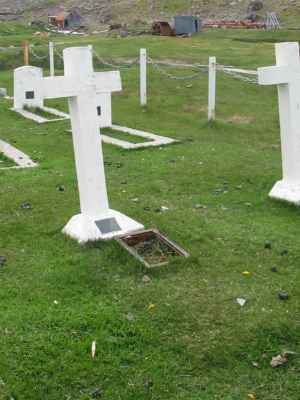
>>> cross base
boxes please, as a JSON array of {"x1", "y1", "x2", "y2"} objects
[
  {"x1": 62, "y1": 210, "x2": 144, "y2": 243},
  {"x1": 269, "y1": 180, "x2": 300, "y2": 206}
]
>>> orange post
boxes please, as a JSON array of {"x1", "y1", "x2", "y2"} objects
[{"x1": 23, "y1": 41, "x2": 29, "y2": 65}]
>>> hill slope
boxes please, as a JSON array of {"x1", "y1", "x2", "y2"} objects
[{"x1": 0, "y1": 0, "x2": 299, "y2": 27}]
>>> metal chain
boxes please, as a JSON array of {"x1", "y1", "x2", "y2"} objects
[
  {"x1": 54, "y1": 48, "x2": 64, "y2": 61},
  {"x1": 29, "y1": 46, "x2": 48, "y2": 60},
  {"x1": 147, "y1": 56, "x2": 207, "y2": 81},
  {"x1": 220, "y1": 68, "x2": 258, "y2": 85},
  {"x1": 93, "y1": 50, "x2": 138, "y2": 69}
]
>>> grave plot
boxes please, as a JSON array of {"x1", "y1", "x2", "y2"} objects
[
  {"x1": 0, "y1": 138, "x2": 37, "y2": 169},
  {"x1": 11, "y1": 66, "x2": 69, "y2": 124},
  {"x1": 101, "y1": 124, "x2": 177, "y2": 150},
  {"x1": 90, "y1": 52, "x2": 178, "y2": 150}
]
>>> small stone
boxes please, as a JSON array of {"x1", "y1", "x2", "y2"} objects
[
  {"x1": 143, "y1": 207, "x2": 151, "y2": 212},
  {"x1": 264, "y1": 241, "x2": 272, "y2": 250},
  {"x1": 126, "y1": 312, "x2": 135, "y2": 321},
  {"x1": 278, "y1": 291, "x2": 289, "y2": 301},
  {"x1": 121, "y1": 181, "x2": 127, "y2": 185},
  {"x1": 131, "y1": 198, "x2": 139, "y2": 203},
  {"x1": 90, "y1": 387, "x2": 103, "y2": 399},
  {"x1": 160, "y1": 206, "x2": 169, "y2": 212},
  {"x1": 142, "y1": 275, "x2": 151, "y2": 284},
  {"x1": 0, "y1": 256, "x2": 6, "y2": 267},
  {"x1": 0, "y1": 88, "x2": 7, "y2": 97},
  {"x1": 271, "y1": 266, "x2": 278, "y2": 273},
  {"x1": 236, "y1": 298, "x2": 247, "y2": 307},
  {"x1": 20, "y1": 202, "x2": 32, "y2": 210},
  {"x1": 270, "y1": 353, "x2": 288, "y2": 368},
  {"x1": 56, "y1": 185, "x2": 65, "y2": 192},
  {"x1": 194, "y1": 204, "x2": 207, "y2": 209},
  {"x1": 280, "y1": 249, "x2": 288, "y2": 256}
]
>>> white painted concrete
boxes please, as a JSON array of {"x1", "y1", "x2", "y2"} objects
[
  {"x1": 258, "y1": 42, "x2": 300, "y2": 205},
  {"x1": 14, "y1": 66, "x2": 44, "y2": 110},
  {"x1": 140, "y1": 48, "x2": 147, "y2": 106},
  {"x1": 102, "y1": 124, "x2": 177, "y2": 149},
  {"x1": 12, "y1": 65, "x2": 69, "y2": 123},
  {"x1": 208, "y1": 56, "x2": 216, "y2": 122},
  {"x1": 49, "y1": 42, "x2": 55, "y2": 77},
  {"x1": 31, "y1": 46, "x2": 143, "y2": 242},
  {"x1": 0, "y1": 138, "x2": 37, "y2": 169}
]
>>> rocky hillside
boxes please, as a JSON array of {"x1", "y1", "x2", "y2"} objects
[{"x1": 0, "y1": 0, "x2": 299, "y2": 27}]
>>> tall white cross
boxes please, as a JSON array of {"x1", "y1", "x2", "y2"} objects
[
  {"x1": 258, "y1": 42, "x2": 300, "y2": 205},
  {"x1": 24, "y1": 46, "x2": 144, "y2": 242}
]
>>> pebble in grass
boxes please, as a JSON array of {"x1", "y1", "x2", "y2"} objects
[
  {"x1": 0, "y1": 256, "x2": 6, "y2": 268},
  {"x1": 56, "y1": 185, "x2": 65, "y2": 192},
  {"x1": 20, "y1": 202, "x2": 32, "y2": 210},
  {"x1": 264, "y1": 241, "x2": 272, "y2": 250},
  {"x1": 271, "y1": 266, "x2": 278, "y2": 273},
  {"x1": 278, "y1": 291, "x2": 289, "y2": 301}
]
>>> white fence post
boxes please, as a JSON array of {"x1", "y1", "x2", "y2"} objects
[
  {"x1": 49, "y1": 42, "x2": 55, "y2": 77},
  {"x1": 140, "y1": 48, "x2": 147, "y2": 106},
  {"x1": 208, "y1": 56, "x2": 216, "y2": 122}
]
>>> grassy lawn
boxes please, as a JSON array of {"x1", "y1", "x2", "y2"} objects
[{"x1": 0, "y1": 26, "x2": 300, "y2": 400}]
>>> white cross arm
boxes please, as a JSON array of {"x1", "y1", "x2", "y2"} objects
[
  {"x1": 41, "y1": 76, "x2": 80, "y2": 99},
  {"x1": 94, "y1": 71, "x2": 122, "y2": 93},
  {"x1": 258, "y1": 66, "x2": 295, "y2": 86}
]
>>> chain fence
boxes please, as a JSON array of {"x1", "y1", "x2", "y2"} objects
[
  {"x1": 218, "y1": 65, "x2": 258, "y2": 85},
  {"x1": 29, "y1": 45, "x2": 48, "y2": 60},
  {"x1": 147, "y1": 56, "x2": 208, "y2": 81},
  {"x1": 93, "y1": 50, "x2": 138, "y2": 69}
]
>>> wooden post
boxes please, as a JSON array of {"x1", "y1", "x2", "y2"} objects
[
  {"x1": 23, "y1": 41, "x2": 29, "y2": 66},
  {"x1": 208, "y1": 56, "x2": 216, "y2": 122},
  {"x1": 140, "y1": 48, "x2": 147, "y2": 106},
  {"x1": 49, "y1": 42, "x2": 55, "y2": 76}
]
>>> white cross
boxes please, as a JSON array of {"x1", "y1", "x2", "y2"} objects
[
  {"x1": 22, "y1": 46, "x2": 143, "y2": 242},
  {"x1": 258, "y1": 42, "x2": 300, "y2": 205}
]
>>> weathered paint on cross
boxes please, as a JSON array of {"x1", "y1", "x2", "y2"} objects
[{"x1": 258, "y1": 42, "x2": 300, "y2": 205}]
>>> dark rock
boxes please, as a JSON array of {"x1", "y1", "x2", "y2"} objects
[
  {"x1": 278, "y1": 291, "x2": 289, "y2": 301},
  {"x1": 264, "y1": 241, "x2": 272, "y2": 250},
  {"x1": 0, "y1": 256, "x2": 6, "y2": 267},
  {"x1": 271, "y1": 267, "x2": 278, "y2": 273},
  {"x1": 90, "y1": 387, "x2": 102, "y2": 398},
  {"x1": 20, "y1": 202, "x2": 32, "y2": 210},
  {"x1": 280, "y1": 249, "x2": 289, "y2": 256},
  {"x1": 56, "y1": 185, "x2": 65, "y2": 192},
  {"x1": 143, "y1": 207, "x2": 151, "y2": 211}
]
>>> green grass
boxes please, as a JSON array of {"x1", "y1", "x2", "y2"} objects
[
  {"x1": 0, "y1": 26, "x2": 300, "y2": 400},
  {"x1": 0, "y1": 151, "x2": 15, "y2": 168}
]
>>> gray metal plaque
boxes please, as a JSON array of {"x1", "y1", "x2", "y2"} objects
[{"x1": 95, "y1": 218, "x2": 121, "y2": 234}]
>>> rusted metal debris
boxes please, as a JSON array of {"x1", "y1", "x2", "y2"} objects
[
  {"x1": 152, "y1": 21, "x2": 175, "y2": 36},
  {"x1": 204, "y1": 20, "x2": 266, "y2": 29}
]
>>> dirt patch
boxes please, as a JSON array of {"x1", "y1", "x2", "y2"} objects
[{"x1": 226, "y1": 115, "x2": 255, "y2": 124}]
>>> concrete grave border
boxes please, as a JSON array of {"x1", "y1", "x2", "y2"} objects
[
  {"x1": 12, "y1": 106, "x2": 70, "y2": 124},
  {"x1": 0, "y1": 138, "x2": 38, "y2": 169},
  {"x1": 102, "y1": 124, "x2": 178, "y2": 150}
]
